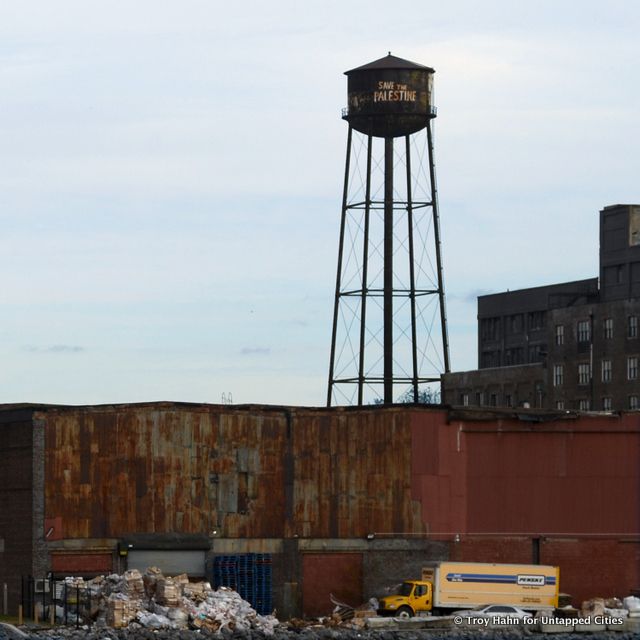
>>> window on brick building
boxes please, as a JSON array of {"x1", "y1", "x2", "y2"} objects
[
  {"x1": 506, "y1": 314, "x2": 523, "y2": 335},
  {"x1": 481, "y1": 317, "x2": 500, "y2": 341},
  {"x1": 555, "y1": 324, "x2": 564, "y2": 345},
  {"x1": 481, "y1": 350, "x2": 501, "y2": 368},
  {"x1": 629, "y1": 395, "x2": 639, "y2": 410},
  {"x1": 504, "y1": 347, "x2": 524, "y2": 365},
  {"x1": 528, "y1": 344, "x2": 546, "y2": 363},
  {"x1": 578, "y1": 363, "x2": 590, "y2": 385},
  {"x1": 603, "y1": 318, "x2": 613, "y2": 339},
  {"x1": 601, "y1": 359, "x2": 612, "y2": 383},
  {"x1": 602, "y1": 397, "x2": 612, "y2": 411},
  {"x1": 528, "y1": 311, "x2": 546, "y2": 331},
  {"x1": 553, "y1": 364, "x2": 564, "y2": 386},
  {"x1": 628, "y1": 356, "x2": 638, "y2": 380},
  {"x1": 555, "y1": 400, "x2": 565, "y2": 410},
  {"x1": 578, "y1": 398, "x2": 590, "y2": 411},
  {"x1": 577, "y1": 320, "x2": 590, "y2": 342},
  {"x1": 629, "y1": 316, "x2": 638, "y2": 338}
]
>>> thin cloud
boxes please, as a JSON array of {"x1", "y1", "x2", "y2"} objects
[
  {"x1": 240, "y1": 347, "x2": 271, "y2": 356},
  {"x1": 447, "y1": 289, "x2": 495, "y2": 303},
  {"x1": 23, "y1": 345, "x2": 85, "y2": 353}
]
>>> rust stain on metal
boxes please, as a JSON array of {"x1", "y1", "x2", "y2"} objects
[
  {"x1": 42, "y1": 403, "x2": 426, "y2": 539},
  {"x1": 39, "y1": 402, "x2": 640, "y2": 542}
]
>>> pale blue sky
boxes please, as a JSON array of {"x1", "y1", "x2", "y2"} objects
[{"x1": 1, "y1": 1, "x2": 638, "y2": 405}]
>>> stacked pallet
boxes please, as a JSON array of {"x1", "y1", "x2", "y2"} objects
[
  {"x1": 106, "y1": 593, "x2": 140, "y2": 628},
  {"x1": 255, "y1": 554, "x2": 273, "y2": 616},
  {"x1": 123, "y1": 570, "x2": 144, "y2": 599},
  {"x1": 213, "y1": 553, "x2": 273, "y2": 615},
  {"x1": 213, "y1": 556, "x2": 238, "y2": 593},
  {"x1": 156, "y1": 578, "x2": 179, "y2": 607}
]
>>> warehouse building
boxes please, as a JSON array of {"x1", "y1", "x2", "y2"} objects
[
  {"x1": 443, "y1": 204, "x2": 640, "y2": 411},
  {"x1": 1, "y1": 401, "x2": 638, "y2": 616}
]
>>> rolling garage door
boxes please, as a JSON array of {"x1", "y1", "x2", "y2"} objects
[{"x1": 127, "y1": 550, "x2": 205, "y2": 577}]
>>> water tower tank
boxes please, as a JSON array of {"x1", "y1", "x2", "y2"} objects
[{"x1": 344, "y1": 53, "x2": 435, "y2": 138}]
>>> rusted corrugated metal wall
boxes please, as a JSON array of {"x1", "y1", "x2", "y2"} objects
[
  {"x1": 42, "y1": 403, "x2": 426, "y2": 540},
  {"x1": 41, "y1": 403, "x2": 640, "y2": 541}
]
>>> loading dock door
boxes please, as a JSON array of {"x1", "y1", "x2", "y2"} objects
[
  {"x1": 127, "y1": 550, "x2": 205, "y2": 577},
  {"x1": 302, "y1": 553, "x2": 362, "y2": 617}
]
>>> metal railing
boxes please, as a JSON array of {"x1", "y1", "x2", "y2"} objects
[
  {"x1": 341, "y1": 105, "x2": 437, "y2": 118},
  {"x1": 21, "y1": 575, "x2": 94, "y2": 628}
]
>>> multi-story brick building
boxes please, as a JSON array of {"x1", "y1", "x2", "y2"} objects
[{"x1": 443, "y1": 204, "x2": 640, "y2": 411}]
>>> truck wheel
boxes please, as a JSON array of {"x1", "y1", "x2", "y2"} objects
[{"x1": 396, "y1": 606, "x2": 413, "y2": 618}]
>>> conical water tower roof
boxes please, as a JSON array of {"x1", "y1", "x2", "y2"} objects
[{"x1": 345, "y1": 53, "x2": 434, "y2": 75}]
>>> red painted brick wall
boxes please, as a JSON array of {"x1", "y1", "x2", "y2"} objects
[
  {"x1": 51, "y1": 553, "x2": 113, "y2": 573},
  {"x1": 452, "y1": 536, "x2": 533, "y2": 564},
  {"x1": 446, "y1": 535, "x2": 640, "y2": 605},
  {"x1": 541, "y1": 538, "x2": 640, "y2": 604},
  {"x1": 302, "y1": 553, "x2": 363, "y2": 617}
]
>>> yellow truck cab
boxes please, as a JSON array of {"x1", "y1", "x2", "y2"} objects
[{"x1": 378, "y1": 580, "x2": 432, "y2": 617}]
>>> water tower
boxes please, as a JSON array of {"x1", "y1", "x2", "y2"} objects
[{"x1": 327, "y1": 53, "x2": 450, "y2": 406}]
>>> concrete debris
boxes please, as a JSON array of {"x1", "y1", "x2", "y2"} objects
[
  {"x1": 605, "y1": 597, "x2": 624, "y2": 609},
  {"x1": 135, "y1": 612, "x2": 171, "y2": 629},
  {"x1": 606, "y1": 608, "x2": 629, "y2": 619},
  {"x1": 557, "y1": 593, "x2": 572, "y2": 608},
  {"x1": 583, "y1": 595, "x2": 640, "y2": 619},
  {"x1": 581, "y1": 597, "x2": 606, "y2": 617},
  {"x1": 624, "y1": 595, "x2": 640, "y2": 617},
  {"x1": 0, "y1": 624, "x2": 27, "y2": 640},
  {"x1": 57, "y1": 567, "x2": 279, "y2": 634}
]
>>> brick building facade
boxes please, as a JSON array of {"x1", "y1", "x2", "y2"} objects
[{"x1": 443, "y1": 204, "x2": 640, "y2": 410}]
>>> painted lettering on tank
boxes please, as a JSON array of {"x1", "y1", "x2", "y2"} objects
[{"x1": 373, "y1": 81, "x2": 417, "y2": 103}]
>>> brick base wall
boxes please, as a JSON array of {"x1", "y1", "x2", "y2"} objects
[
  {"x1": 448, "y1": 535, "x2": 640, "y2": 606},
  {"x1": 542, "y1": 538, "x2": 640, "y2": 604}
]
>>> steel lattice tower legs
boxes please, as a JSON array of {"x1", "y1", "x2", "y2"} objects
[{"x1": 327, "y1": 121, "x2": 450, "y2": 406}]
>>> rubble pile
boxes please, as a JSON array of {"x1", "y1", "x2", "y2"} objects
[
  {"x1": 58, "y1": 567, "x2": 279, "y2": 634},
  {"x1": 327, "y1": 594, "x2": 378, "y2": 628},
  {"x1": 329, "y1": 593, "x2": 355, "y2": 622},
  {"x1": 580, "y1": 595, "x2": 640, "y2": 620}
]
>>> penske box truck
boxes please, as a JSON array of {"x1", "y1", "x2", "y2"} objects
[{"x1": 377, "y1": 561, "x2": 559, "y2": 617}]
